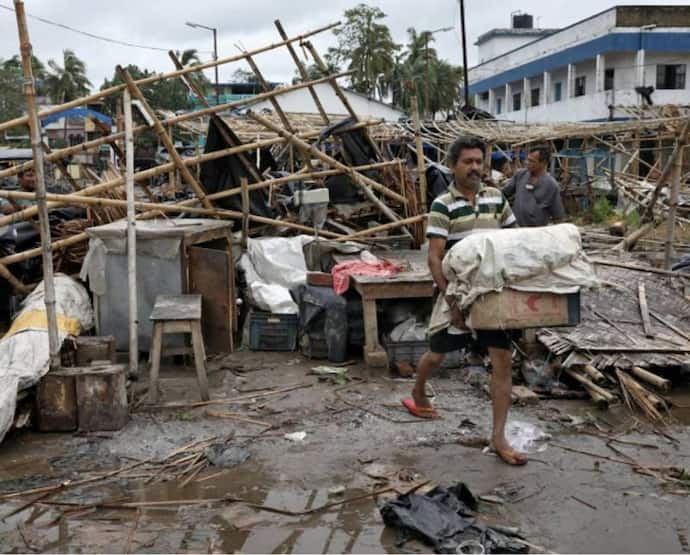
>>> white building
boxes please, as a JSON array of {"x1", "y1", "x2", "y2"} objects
[
  {"x1": 468, "y1": 6, "x2": 690, "y2": 123},
  {"x1": 249, "y1": 82, "x2": 406, "y2": 122}
]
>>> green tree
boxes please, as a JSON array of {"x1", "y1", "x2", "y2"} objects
[
  {"x1": 45, "y1": 49, "x2": 92, "y2": 103},
  {"x1": 174, "y1": 48, "x2": 211, "y2": 94},
  {"x1": 231, "y1": 68, "x2": 256, "y2": 84},
  {"x1": 327, "y1": 4, "x2": 399, "y2": 98},
  {"x1": 291, "y1": 61, "x2": 340, "y2": 85},
  {"x1": 100, "y1": 64, "x2": 193, "y2": 116},
  {"x1": 391, "y1": 27, "x2": 463, "y2": 118},
  {"x1": 0, "y1": 59, "x2": 24, "y2": 122}
]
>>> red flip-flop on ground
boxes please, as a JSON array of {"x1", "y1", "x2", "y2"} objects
[{"x1": 401, "y1": 398, "x2": 439, "y2": 419}]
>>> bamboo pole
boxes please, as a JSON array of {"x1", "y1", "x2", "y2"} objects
[
  {"x1": 663, "y1": 149, "x2": 683, "y2": 269},
  {"x1": 0, "y1": 21, "x2": 341, "y2": 134},
  {"x1": 118, "y1": 67, "x2": 214, "y2": 210},
  {"x1": 240, "y1": 177, "x2": 249, "y2": 249},
  {"x1": 274, "y1": 19, "x2": 329, "y2": 125},
  {"x1": 0, "y1": 70, "x2": 354, "y2": 181},
  {"x1": 630, "y1": 366, "x2": 671, "y2": 392},
  {"x1": 0, "y1": 263, "x2": 28, "y2": 294},
  {"x1": 123, "y1": 89, "x2": 138, "y2": 377},
  {"x1": 246, "y1": 111, "x2": 410, "y2": 235},
  {"x1": 167, "y1": 51, "x2": 263, "y2": 184},
  {"x1": 0, "y1": 106, "x2": 375, "y2": 231},
  {"x1": 336, "y1": 214, "x2": 426, "y2": 242},
  {"x1": 14, "y1": 0, "x2": 59, "y2": 369},
  {"x1": 411, "y1": 96, "x2": 428, "y2": 208},
  {"x1": 0, "y1": 190, "x2": 344, "y2": 240},
  {"x1": 641, "y1": 117, "x2": 690, "y2": 223},
  {"x1": 301, "y1": 39, "x2": 405, "y2": 192}
]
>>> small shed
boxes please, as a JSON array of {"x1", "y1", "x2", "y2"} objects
[{"x1": 81, "y1": 218, "x2": 236, "y2": 353}]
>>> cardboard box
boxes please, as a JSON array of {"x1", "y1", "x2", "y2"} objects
[{"x1": 468, "y1": 289, "x2": 580, "y2": 330}]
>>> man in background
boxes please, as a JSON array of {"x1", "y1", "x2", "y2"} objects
[{"x1": 502, "y1": 146, "x2": 565, "y2": 226}]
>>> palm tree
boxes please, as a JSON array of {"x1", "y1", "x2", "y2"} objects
[
  {"x1": 45, "y1": 49, "x2": 92, "y2": 142},
  {"x1": 328, "y1": 4, "x2": 399, "y2": 99},
  {"x1": 45, "y1": 49, "x2": 92, "y2": 104},
  {"x1": 175, "y1": 48, "x2": 210, "y2": 95},
  {"x1": 2, "y1": 54, "x2": 48, "y2": 97}
]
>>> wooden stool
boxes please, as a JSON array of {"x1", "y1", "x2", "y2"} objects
[{"x1": 148, "y1": 294, "x2": 209, "y2": 403}]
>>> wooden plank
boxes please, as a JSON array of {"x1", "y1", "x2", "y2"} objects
[
  {"x1": 361, "y1": 299, "x2": 388, "y2": 368},
  {"x1": 637, "y1": 281, "x2": 655, "y2": 338},
  {"x1": 353, "y1": 280, "x2": 433, "y2": 301}
]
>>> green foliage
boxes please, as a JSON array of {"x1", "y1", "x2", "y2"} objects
[
  {"x1": 624, "y1": 209, "x2": 641, "y2": 228},
  {"x1": 327, "y1": 6, "x2": 464, "y2": 117},
  {"x1": 327, "y1": 4, "x2": 400, "y2": 98},
  {"x1": 391, "y1": 28, "x2": 463, "y2": 117},
  {"x1": 100, "y1": 64, "x2": 194, "y2": 116},
  {"x1": 292, "y1": 61, "x2": 340, "y2": 85},
  {"x1": 45, "y1": 49, "x2": 92, "y2": 103},
  {"x1": 590, "y1": 197, "x2": 614, "y2": 223},
  {"x1": 0, "y1": 55, "x2": 49, "y2": 122}
]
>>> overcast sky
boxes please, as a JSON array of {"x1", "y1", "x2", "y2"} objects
[{"x1": 1, "y1": 0, "x2": 688, "y2": 92}]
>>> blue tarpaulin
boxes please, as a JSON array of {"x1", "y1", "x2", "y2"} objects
[{"x1": 41, "y1": 108, "x2": 113, "y2": 127}]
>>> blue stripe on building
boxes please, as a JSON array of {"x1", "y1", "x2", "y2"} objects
[{"x1": 469, "y1": 32, "x2": 690, "y2": 95}]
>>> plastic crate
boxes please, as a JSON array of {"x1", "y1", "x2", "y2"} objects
[
  {"x1": 384, "y1": 338, "x2": 462, "y2": 369},
  {"x1": 249, "y1": 311, "x2": 298, "y2": 351}
]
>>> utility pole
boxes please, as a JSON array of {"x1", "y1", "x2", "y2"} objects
[
  {"x1": 186, "y1": 21, "x2": 220, "y2": 106},
  {"x1": 459, "y1": 0, "x2": 470, "y2": 107},
  {"x1": 424, "y1": 27, "x2": 453, "y2": 119}
]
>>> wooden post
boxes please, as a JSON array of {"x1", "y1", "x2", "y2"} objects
[
  {"x1": 274, "y1": 19, "x2": 330, "y2": 126},
  {"x1": 123, "y1": 89, "x2": 138, "y2": 376},
  {"x1": 663, "y1": 149, "x2": 682, "y2": 269},
  {"x1": 167, "y1": 124, "x2": 176, "y2": 194},
  {"x1": 411, "y1": 96, "x2": 428, "y2": 208},
  {"x1": 240, "y1": 177, "x2": 249, "y2": 249},
  {"x1": 14, "y1": 0, "x2": 60, "y2": 369}
]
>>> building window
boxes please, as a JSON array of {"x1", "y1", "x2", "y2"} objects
[
  {"x1": 513, "y1": 92, "x2": 521, "y2": 111},
  {"x1": 480, "y1": 91, "x2": 489, "y2": 101},
  {"x1": 496, "y1": 97, "x2": 502, "y2": 114},
  {"x1": 575, "y1": 76, "x2": 586, "y2": 97},
  {"x1": 604, "y1": 68, "x2": 615, "y2": 91},
  {"x1": 656, "y1": 64, "x2": 686, "y2": 89},
  {"x1": 531, "y1": 88, "x2": 540, "y2": 107},
  {"x1": 554, "y1": 82, "x2": 562, "y2": 102}
]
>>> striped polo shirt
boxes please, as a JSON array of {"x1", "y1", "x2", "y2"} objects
[{"x1": 427, "y1": 183, "x2": 517, "y2": 248}]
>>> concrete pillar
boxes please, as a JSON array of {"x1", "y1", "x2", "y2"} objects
[
  {"x1": 636, "y1": 49, "x2": 646, "y2": 86},
  {"x1": 543, "y1": 71, "x2": 551, "y2": 104},
  {"x1": 488, "y1": 88, "x2": 496, "y2": 114},
  {"x1": 595, "y1": 54, "x2": 605, "y2": 92},
  {"x1": 567, "y1": 64, "x2": 575, "y2": 98},
  {"x1": 474, "y1": 93, "x2": 480, "y2": 107},
  {"x1": 523, "y1": 77, "x2": 530, "y2": 109},
  {"x1": 505, "y1": 83, "x2": 511, "y2": 112}
]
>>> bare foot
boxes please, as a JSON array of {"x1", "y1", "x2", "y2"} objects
[
  {"x1": 412, "y1": 387, "x2": 433, "y2": 410},
  {"x1": 491, "y1": 438, "x2": 528, "y2": 466}
]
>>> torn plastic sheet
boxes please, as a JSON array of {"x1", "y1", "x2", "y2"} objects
[
  {"x1": 380, "y1": 484, "x2": 528, "y2": 554},
  {"x1": 505, "y1": 421, "x2": 551, "y2": 453}
]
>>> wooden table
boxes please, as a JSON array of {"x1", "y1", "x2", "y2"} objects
[{"x1": 344, "y1": 250, "x2": 434, "y2": 368}]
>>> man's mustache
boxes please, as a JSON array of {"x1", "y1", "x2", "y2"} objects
[{"x1": 468, "y1": 171, "x2": 480, "y2": 178}]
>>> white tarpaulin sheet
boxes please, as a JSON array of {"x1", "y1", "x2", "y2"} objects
[
  {"x1": 241, "y1": 236, "x2": 314, "y2": 314},
  {"x1": 0, "y1": 275, "x2": 94, "y2": 444},
  {"x1": 429, "y1": 224, "x2": 599, "y2": 334}
]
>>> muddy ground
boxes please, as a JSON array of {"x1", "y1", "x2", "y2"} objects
[{"x1": 1, "y1": 352, "x2": 689, "y2": 554}]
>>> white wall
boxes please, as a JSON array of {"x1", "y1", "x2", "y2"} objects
[
  {"x1": 478, "y1": 35, "x2": 546, "y2": 63},
  {"x1": 469, "y1": 9, "x2": 617, "y2": 83},
  {"x1": 250, "y1": 82, "x2": 405, "y2": 121}
]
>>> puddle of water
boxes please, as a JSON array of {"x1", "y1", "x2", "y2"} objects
[
  {"x1": 1, "y1": 460, "x2": 403, "y2": 554},
  {"x1": 668, "y1": 385, "x2": 690, "y2": 426}
]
